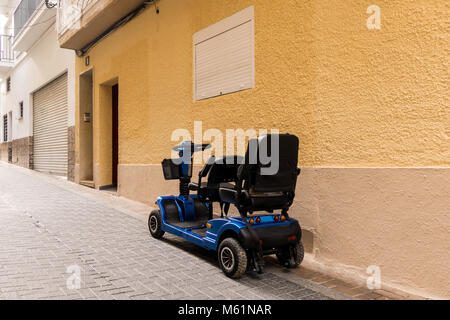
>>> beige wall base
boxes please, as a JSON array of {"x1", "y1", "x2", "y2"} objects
[
  {"x1": 118, "y1": 164, "x2": 449, "y2": 299},
  {"x1": 11, "y1": 137, "x2": 34, "y2": 169},
  {"x1": 0, "y1": 143, "x2": 8, "y2": 162},
  {"x1": 1, "y1": 138, "x2": 33, "y2": 168},
  {"x1": 293, "y1": 167, "x2": 449, "y2": 300},
  {"x1": 5, "y1": 134, "x2": 74, "y2": 175},
  {"x1": 118, "y1": 164, "x2": 180, "y2": 204},
  {"x1": 74, "y1": 163, "x2": 81, "y2": 184}
]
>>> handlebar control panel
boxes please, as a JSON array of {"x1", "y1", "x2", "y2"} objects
[{"x1": 173, "y1": 141, "x2": 212, "y2": 154}]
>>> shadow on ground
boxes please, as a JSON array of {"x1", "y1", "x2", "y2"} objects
[{"x1": 157, "y1": 234, "x2": 332, "y2": 300}]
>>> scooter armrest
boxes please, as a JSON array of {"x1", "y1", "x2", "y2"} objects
[{"x1": 188, "y1": 182, "x2": 199, "y2": 191}]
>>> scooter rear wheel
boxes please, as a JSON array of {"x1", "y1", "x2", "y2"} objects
[
  {"x1": 218, "y1": 238, "x2": 247, "y2": 279},
  {"x1": 149, "y1": 210, "x2": 165, "y2": 239},
  {"x1": 276, "y1": 241, "x2": 304, "y2": 268}
]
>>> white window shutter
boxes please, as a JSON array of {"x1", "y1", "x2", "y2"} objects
[{"x1": 194, "y1": 6, "x2": 255, "y2": 101}]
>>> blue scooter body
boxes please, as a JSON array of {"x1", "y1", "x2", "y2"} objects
[{"x1": 157, "y1": 195, "x2": 300, "y2": 252}]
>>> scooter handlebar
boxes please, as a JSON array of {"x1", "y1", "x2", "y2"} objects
[
  {"x1": 172, "y1": 141, "x2": 212, "y2": 153},
  {"x1": 199, "y1": 143, "x2": 212, "y2": 151}
]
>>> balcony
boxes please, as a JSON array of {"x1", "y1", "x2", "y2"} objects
[
  {"x1": 57, "y1": 0, "x2": 146, "y2": 50},
  {"x1": 0, "y1": 35, "x2": 14, "y2": 75},
  {"x1": 14, "y1": 0, "x2": 42, "y2": 36},
  {"x1": 13, "y1": 0, "x2": 57, "y2": 52}
]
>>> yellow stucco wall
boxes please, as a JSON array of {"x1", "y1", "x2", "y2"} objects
[{"x1": 75, "y1": 0, "x2": 449, "y2": 172}]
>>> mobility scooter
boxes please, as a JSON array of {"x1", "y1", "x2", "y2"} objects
[{"x1": 148, "y1": 134, "x2": 304, "y2": 278}]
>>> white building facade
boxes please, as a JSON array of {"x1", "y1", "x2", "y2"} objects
[{"x1": 0, "y1": 0, "x2": 75, "y2": 180}]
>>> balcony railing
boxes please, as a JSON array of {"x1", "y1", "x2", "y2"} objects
[
  {"x1": 0, "y1": 35, "x2": 14, "y2": 63},
  {"x1": 14, "y1": 0, "x2": 43, "y2": 37}
]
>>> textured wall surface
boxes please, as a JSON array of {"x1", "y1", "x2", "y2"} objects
[
  {"x1": 7, "y1": 142, "x2": 12, "y2": 163},
  {"x1": 73, "y1": 0, "x2": 449, "y2": 298},
  {"x1": 11, "y1": 137, "x2": 33, "y2": 169},
  {"x1": 68, "y1": 126, "x2": 75, "y2": 181},
  {"x1": 75, "y1": 0, "x2": 449, "y2": 168}
]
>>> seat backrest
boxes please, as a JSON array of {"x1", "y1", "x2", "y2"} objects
[
  {"x1": 207, "y1": 156, "x2": 244, "y2": 187},
  {"x1": 242, "y1": 134, "x2": 299, "y2": 194}
]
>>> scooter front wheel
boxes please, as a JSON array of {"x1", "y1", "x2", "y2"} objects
[{"x1": 148, "y1": 210, "x2": 165, "y2": 239}]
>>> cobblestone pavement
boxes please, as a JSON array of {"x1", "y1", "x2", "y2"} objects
[{"x1": 0, "y1": 162, "x2": 350, "y2": 300}]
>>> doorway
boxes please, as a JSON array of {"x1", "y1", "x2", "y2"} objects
[
  {"x1": 7, "y1": 111, "x2": 12, "y2": 163},
  {"x1": 79, "y1": 70, "x2": 94, "y2": 187},
  {"x1": 112, "y1": 84, "x2": 119, "y2": 187},
  {"x1": 97, "y1": 78, "x2": 119, "y2": 192}
]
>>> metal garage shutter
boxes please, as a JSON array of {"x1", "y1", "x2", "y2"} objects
[{"x1": 33, "y1": 73, "x2": 68, "y2": 176}]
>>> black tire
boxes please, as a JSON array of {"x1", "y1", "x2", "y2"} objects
[
  {"x1": 148, "y1": 210, "x2": 165, "y2": 239},
  {"x1": 293, "y1": 241, "x2": 305, "y2": 267},
  {"x1": 218, "y1": 238, "x2": 248, "y2": 279},
  {"x1": 276, "y1": 242, "x2": 304, "y2": 268}
]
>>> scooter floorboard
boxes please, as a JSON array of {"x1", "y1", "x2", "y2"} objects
[
  {"x1": 168, "y1": 219, "x2": 208, "y2": 229},
  {"x1": 191, "y1": 228, "x2": 207, "y2": 237}
]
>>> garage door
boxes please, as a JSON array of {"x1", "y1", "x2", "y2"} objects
[{"x1": 33, "y1": 73, "x2": 68, "y2": 176}]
